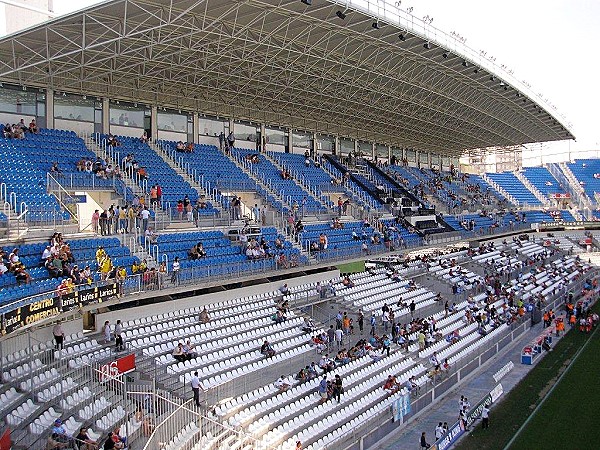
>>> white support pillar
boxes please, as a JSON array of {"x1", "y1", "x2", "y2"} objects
[
  {"x1": 45, "y1": 88, "x2": 54, "y2": 129},
  {"x1": 102, "y1": 98, "x2": 110, "y2": 134},
  {"x1": 192, "y1": 112, "x2": 199, "y2": 144},
  {"x1": 151, "y1": 106, "x2": 158, "y2": 142}
]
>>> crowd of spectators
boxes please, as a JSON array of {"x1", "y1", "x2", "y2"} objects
[
  {"x1": 2, "y1": 118, "x2": 38, "y2": 139},
  {"x1": 0, "y1": 246, "x2": 32, "y2": 285}
]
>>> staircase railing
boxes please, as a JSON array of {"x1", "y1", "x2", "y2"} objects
[{"x1": 46, "y1": 173, "x2": 80, "y2": 224}]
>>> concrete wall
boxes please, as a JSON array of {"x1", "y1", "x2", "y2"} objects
[
  {"x1": 110, "y1": 124, "x2": 144, "y2": 138},
  {"x1": 198, "y1": 135, "x2": 220, "y2": 147},
  {"x1": 158, "y1": 129, "x2": 187, "y2": 142},
  {"x1": 55, "y1": 118, "x2": 94, "y2": 135}
]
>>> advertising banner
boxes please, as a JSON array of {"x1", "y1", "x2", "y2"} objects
[
  {"x1": 430, "y1": 420, "x2": 465, "y2": 450},
  {"x1": 98, "y1": 353, "x2": 136, "y2": 383},
  {"x1": 2, "y1": 296, "x2": 59, "y2": 334},
  {"x1": 2, "y1": 283, "x2": 120, "y2": 335}
]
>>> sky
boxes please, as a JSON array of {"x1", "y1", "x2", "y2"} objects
[{"x1": 44, "y1": 0, "x2": 600, "y2": 160}]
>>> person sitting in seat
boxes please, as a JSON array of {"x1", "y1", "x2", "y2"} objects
[
  {"x1": 183, "y1": 339, "x2": 198, "y2": 359},
  {"x1": 342, "y1": 276, "x2": 354, "y2": 288},
  {"x1": 172, "y1": 343, "x2": 187, "y2": 362},
  {"x1": 15, "y1": 266, "x2": 32, "y2": 285},
  {"x1": 199, "y1": 306, "x2": 210, "y2": 323},
  {"x1": 185, "y1": 142, "x2": 194, "y2": 153},
  {"x1": 261, "y1": 340, "x2": 276, "y2": 358},
  {"x1": 176, "y1": 141, "x2": 185, "y2": 152},
  {"x1": 75, "y1": 426, "x2": 98, "y2": 450},
  {"x1": 319, "y1": 354, "x2": 335, "y2": 372},
  {"x1": 275, "y1": 375, "x2": 291, "y2": 392},
  {"x1": 302, "y1": 317, "x2": 316, "y2": 333},
  {"x1": 28, "y1": 119, "x2": 38, "y2": 134},
  {"x1": 188, "y1": 244, "x2": 199, "y2": 260},
  {"x1": 196, "y1": 242, "x2": 207, "y2": 258},
  {"x1": 383, "y1": 375, "x2": 400, "y2": 393}
]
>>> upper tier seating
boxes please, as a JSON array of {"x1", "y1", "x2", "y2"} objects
[
  {"x1": 268, "y1": 152, "x2": 333, "y2": 209},
  {"x1": 0, "y1": 129, "x2": 122, "y2": 222},
  {"x1": 521, "y1": 167, "x2": 563, "y2": 198},
  {"x1": 232, "y1": 148, "x2": 326, "y2": 214},
  {"x1": 97, "y1": 134, "x2": 212, "y2": 213},
  {"x1": 158, "y1": 140, "x2": 254, "y2": 209},
  {"x1": 566, "y1": 159, "x2": 600, "y2": 202},
  {"x1": 486, "y1": 172, "x2": 541, "y2": 205}
]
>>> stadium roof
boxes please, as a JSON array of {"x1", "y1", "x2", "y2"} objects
[{"x1": 0, "y1": 0, "x2": 575, "y2": 155}]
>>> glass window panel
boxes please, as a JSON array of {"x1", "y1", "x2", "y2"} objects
[
  {"x1": 357, "y1": 141, "x2": 372, "y2": 156},
  {"x1": 54, "y1": 94, "x2": 95, "y2": 122},
  {"x1": 376, "y1": 144, "x2": 388, "y2": 158},
  {"x1": 265, "y1": 126, "x2": 286, "y2": 145},
  {"x1": 235, "y1": 122, "x2": 257, "y2": 142},
  {"x1": 157, "y1": 111, "x2": 188, "y2": 132},
  {"x1": 339, "y1": 138, "x2": 354, "y2": 155},
  {"x1": 391, "y1": 147, "x2": 402, "y2": 157},
  {"x1": 317, "y1": 134, "x2": 334, "y2": 151},
  {"x1": 109, "y1": 103, "x2": 145, "y2": 128},
  {"x1": 406, "y1": 149, "x2": 416, "y2": 162},
  {"x1": 199, "y1": 116, "x2": 226, "y2": 136},
  {"x1": 0, "y1": 88, "x2": 37, "y2": 115},
  {"x1": 292, "y1": 131, "x2": 311, "y2": 148}
]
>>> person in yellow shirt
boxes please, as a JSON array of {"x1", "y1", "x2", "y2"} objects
[
  {"x1": 138, "y1": 259, "x2": 148, "y2": 273},
  {"x1": 131, "y1": 261, "x2": 139, "y2": 274},
  {"x1": 118, "y1": 207, "x2": 127, "y2": 233},
  {"x1": 95, "y1": 246, "x2": 106, "y2": 264},
  {"x1": 100, "y1": 255, "x2": 112, "y2": 280},
  {"x1": 127, "y1": 206, "x2": 136, "y2": 233}
]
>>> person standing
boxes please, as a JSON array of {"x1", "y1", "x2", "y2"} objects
[
  {"x1": 91, "y1": 209, "x2": 100, "y2": 234},
  {"x1": 218, "y1": 132, "x2": 225, "y2": 151},
  {"x1": 191, "y1": 371, "x2": 201, "y2": 407},
  {"x1": 357, "y1": 310, "x2": 364, "y2": 334},
  {"x1": 420, "y1": 432, "x2": 429, "y2": 450},
  {"x1": 141, "y1": 207, "x2": 150, "y2": 233},
  {"x1": 333, "y1": 374, "x2": 343, "y2": 403},
  {"x1": 327, "y1": 325, "x2": 335, "y2": 351},
  {"x1": 318, "y1": 375, "x2": 328, "y2": 404},
  {"x1": 103, "y1": 320, "x2": 111, "y2": 343},
  {"x1": 171, "y1": 257, "x2": 181, "y2": 285},
  {"x1": 252, "y1": 204, "x2": 260, "y2": 223},
  {"x1": 115, "y1": 320, "x2": 124, "y2": 352},
  {"x1": 370, "y1": 313, "x2": 376, "y2": 336},
  {"x1": 435, "y1": 422, "x2": 444, "y2": 440},
  {"x1": 334, "y1": 328, "x2": 343, "y2": 349},
  {"x1": 410, "y1": 300, "x2": 416, "y2": 318},
  {"x1": 481, "y1": 405, "x2": 490, "y2": 429},
  {"x1": 52, "y1": 322, "x2": 65, "y2": 350},
  {"x1": 227, "y1": 131, "x2": 235, "y2": 149}
]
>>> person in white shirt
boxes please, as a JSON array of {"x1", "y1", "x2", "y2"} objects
[
  {"x1": 0, "y1": 259, "x2": 7, "y2": 275},
  {"x1": 190, "y1": 371, "x2": 201, "y2": 406},
  {"x1": 141, "y1": 207, "x2": 150, "y2": 232},
  {"x1": 435, "y1": 422, "x2": 444, "y2": 440},
  {"x1": 171, "y1": 257, "x2": 180, "y2": 285},
  {"x1": 52, "y1": 322, "x2": 65, "y2": 350},
  {"x1": 481, "y1": 405, "x2": 490, "y2": 429},
  {"x1": 429, "y1": 351, "x2": 439, "y2": 367},
  {"x1": 275, "y1": 375, "x2": 290, "y2": 392},
  {"x1": 41, "y1": 246, "x2": 52, "y2": 261},
  {"x1": 334, "y1": 328, "x2": 344, "y2": 348}
]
